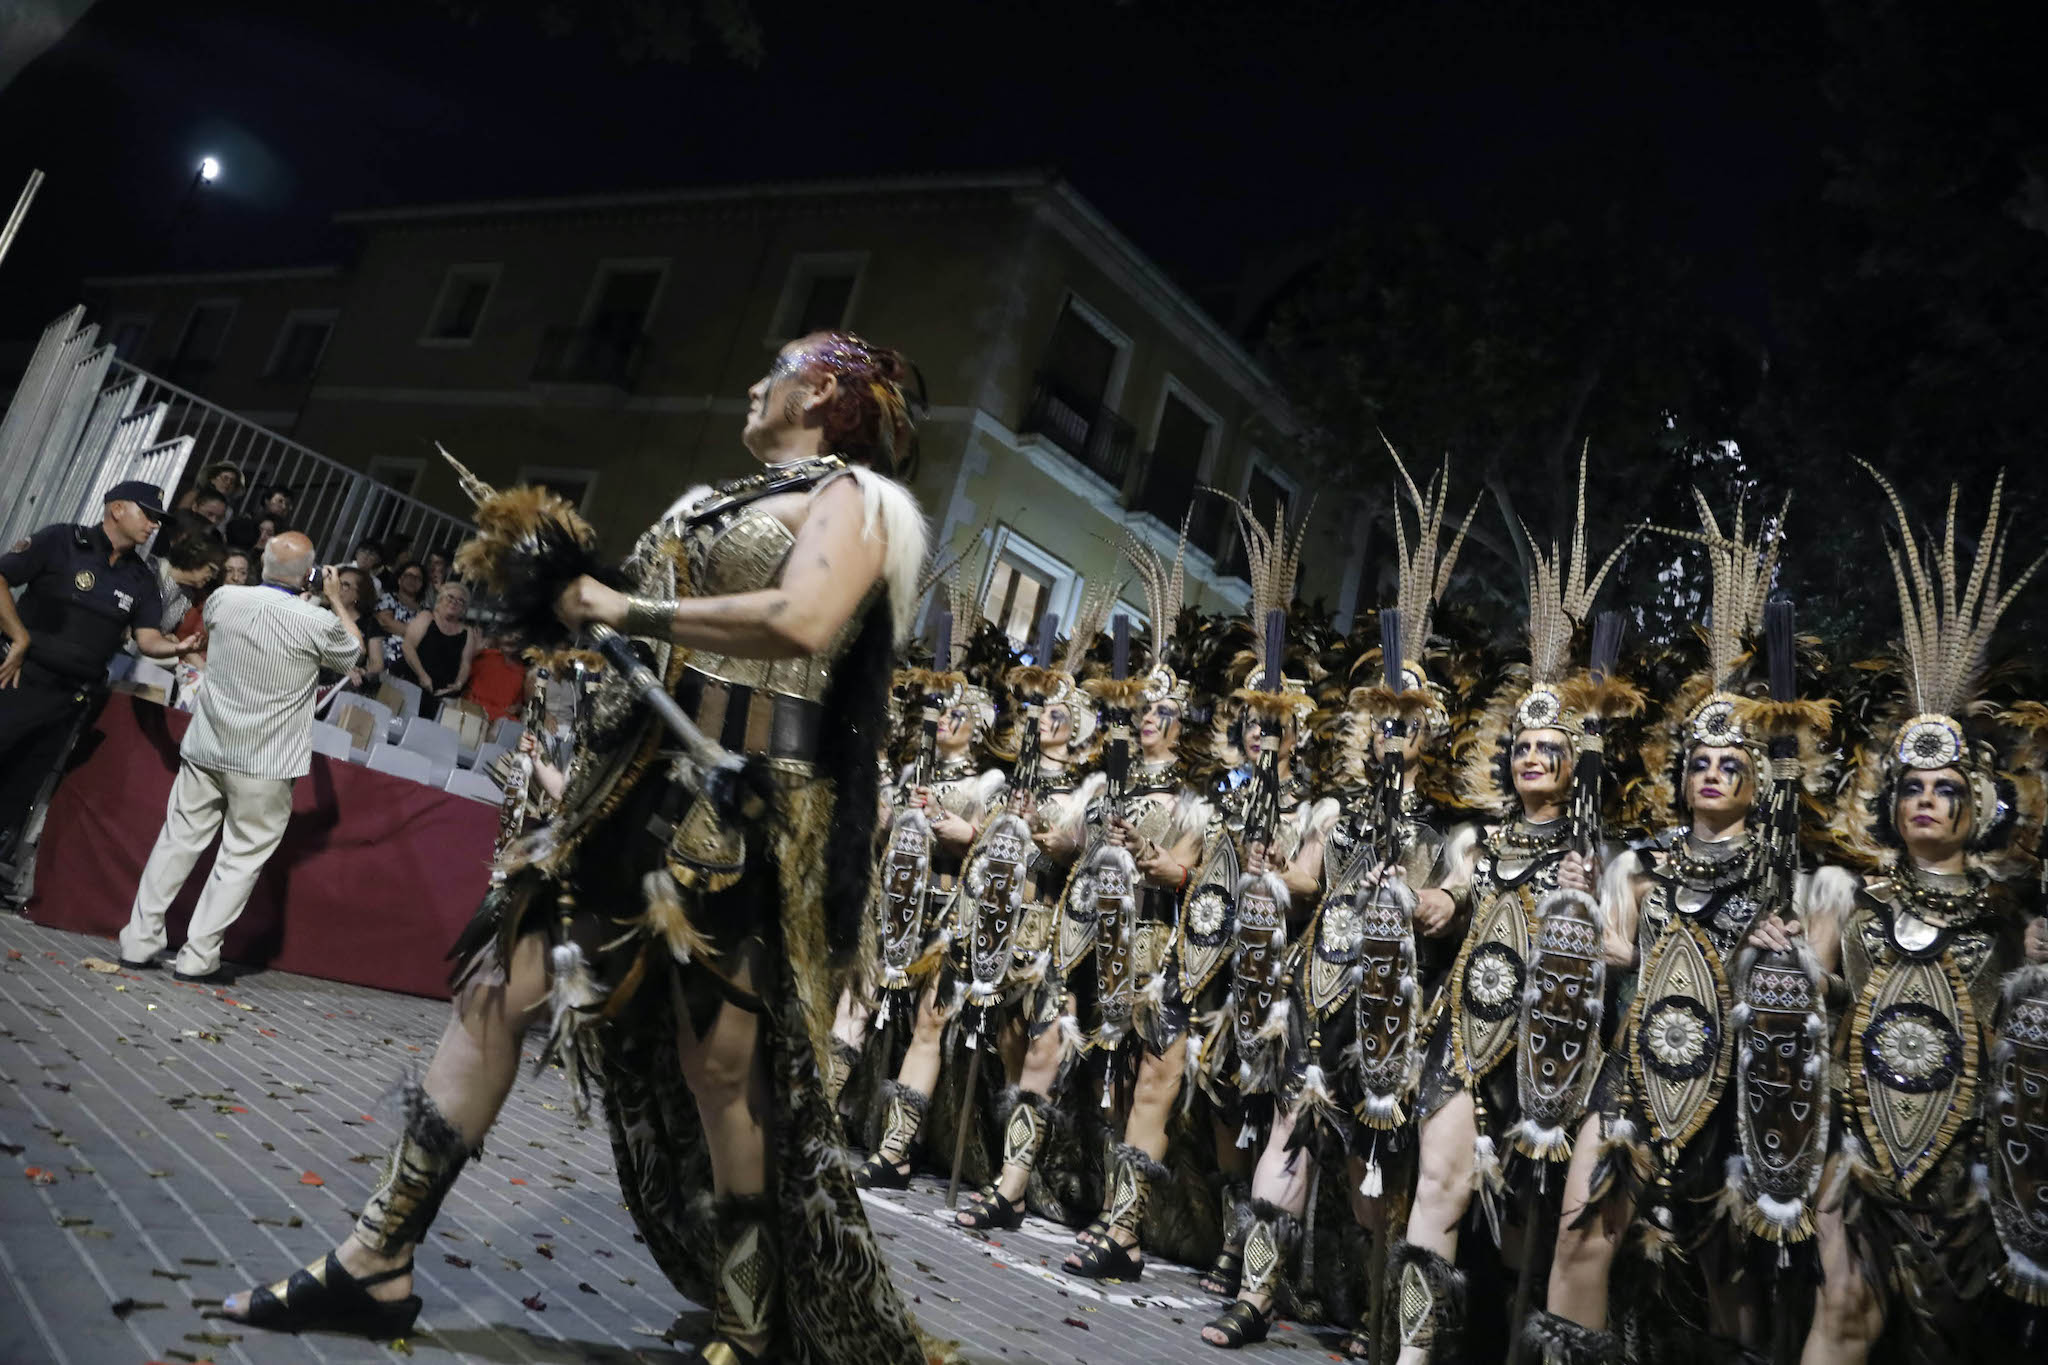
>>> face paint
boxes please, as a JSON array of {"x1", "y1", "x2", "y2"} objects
[{"x1": 1896, "y1": 768, "x2": 1972, "y2": 846}]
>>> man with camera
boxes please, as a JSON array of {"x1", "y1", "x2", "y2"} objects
[{"x1": 118, "y1": 531, "x2": 361, "y2": 981}]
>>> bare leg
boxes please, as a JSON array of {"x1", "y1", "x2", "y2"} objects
[
  {"x1": 864, "y1": 978, "x2": 946, "y2": 1181},
  {"x1": 223, "y1": 933, "x2": 550, "y2": 1315},
  {"x1": 1201, "y1": 1104, "x2": 1310, "y2": 1345},
  {"x1": 1799, "y1": 1206, "x2": 1883, "y2": 1365},
  {"x1": 964, "y1": 1005, "x2": 1065, "y2": 1213},
  {"x1": 1059, "y1": 1038, "x2": 1187, "y2": 1256},
  {"x1": 1544, "y1": 1112, "x2": 1620, "y2": 1328},
  {"x1": 832, "y1": 984, "x2": 872, "y2": 1051},
  {"x1": 1396, "y1": 1090, "x2": 1477, "y2": 1365}
]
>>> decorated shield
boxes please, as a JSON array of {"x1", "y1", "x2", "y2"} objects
[
  {"x1": 1987, "y1": 963, "x2": 2048, "y2": 1305},
  {"x1": 1630, "y1": 915, "x2": 1734, "y2": 1151},
  {"x1": 1849, "y1": 953, "x2": 1978, "y2": 1194},
  {"x1": 963, "y1": 812, "x2": 1032, "y2": 1010},
  {"x1": 1730, "y1": 946, "x2": 1829, "y2": 1252},
  {"x1": 1513, "y1": 888, "x2": 1607, "y2": 1160},
  {"x1": 1089, "y1": 843, "x2": 1141, "y2": 1049},
  {"x1": 1304, "y1": 851, "x2": 1377, "y2": 1020},
  {"x1": 1231, "y1": 871, "x2": 1292, "y2": 1094},
  {"x1": 1178, "y1": 835, "x2": 1241, "y2": 999},
  {"x1": 1448, "y1": 865, "x2": 1535, "y2": 1086},
  {"x1": 1352, "y1": 875, "x2": 1423, "y2": 1129},
  {"x1": 878, "y1": 809, "x2": 932, "y2": 990}
]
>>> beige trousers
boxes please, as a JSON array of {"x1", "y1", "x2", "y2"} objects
[{"x1": 119, "y1": 761, "x2": 294, "y2": 976}]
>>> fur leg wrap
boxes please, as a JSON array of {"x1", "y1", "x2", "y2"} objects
[
  {"x1": 1241, "y1": 1198, "x2": 1304, "y2": 1304},
  {"x1": 999, "y1": 1086, "x2": 1051, "y2": 1175},
  {"x1": 712, "y1": 1192, "x2": 779, "y2": 1350},
  {"x1": 823, "y1": 1039, "x2": 859, "y2": 1112},
  {"x1": 1218, "y1": 1176, "x2": 1254, "y2": 1250},
  {"x1": 1105, "y1": 1142, "x2": 1168, "y2": 1243},
  {"x1": 1523, "y1": 1308, "x2": 1621, "y2": 1365},
  {"x1": 354, "y1": 1082, "x2": 476, "y2": 1256},
  {"x1": 875, "y1": 1079, "x2": 929, "y2": 1165},
  {"x1": 1392, "y1": 1240, "x2": 1466, "y2": 1359}
]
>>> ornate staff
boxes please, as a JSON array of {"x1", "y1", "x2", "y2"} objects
[{"x1": 878, "y1": 610, "x2": 952, "y2": 1027}]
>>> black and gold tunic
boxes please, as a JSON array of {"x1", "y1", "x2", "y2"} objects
[{"x1": 450, "y1": 455, "x2": 932, "y2": 1365}]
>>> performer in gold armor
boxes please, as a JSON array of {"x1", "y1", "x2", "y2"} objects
[{"x1": 223, "y1": 332, "x2": 940, "y2": 1365}]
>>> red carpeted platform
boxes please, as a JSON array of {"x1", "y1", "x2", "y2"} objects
[{"x1": 26, "y1": 695, "x2": 497, "y2": 999}]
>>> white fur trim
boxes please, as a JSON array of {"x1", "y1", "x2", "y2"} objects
[{"x1": 843, "y1": 465, "x2": 929, "y2": 644}]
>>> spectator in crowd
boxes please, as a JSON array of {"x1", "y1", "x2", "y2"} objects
[
  {"x1": 226, "y1": 485, "x2": 293, "y2": 549},
  {"x1": 463, "y1": 630, "x2": 530, "y2": 724},
  {"x1": 374, "y1": 561, "x2": 427, "y2": 676},
  {"x1": 353, "y1": 538, "x2": 386, "y2": 584},
  {"x1": 175, "y1": 462, "x2": 244, "y2": 514},
  {"x1": 252, "y1": 516, "x2": 280, "y2": 554},
  {"x1": 400, "y1": 581, "x2": 476, "y2": 718},
  {"x1": 423, "y1": 546, "x2": 452, "y2": 592},
  {"x1": 173, "y1": 543, "x2": 253, "y2": 673},
  {"x1": 221, "y1": 548, "x2": 252, "y2": 587},
  {"x1": 0, "y1": 482, "x2": 198, "y2": 872},
  {"x1": 329, "y1": 566, "x2": 387, "y2": 692},
  {"x1": 188, "y1": 488, "x2": 230, "y2": 536},
  {"x1": 149, "y1": 519, "x2": 228, "y2": 637},
  {"x1": 117, "y1": 535, "x2": 361, "y2": 981}
]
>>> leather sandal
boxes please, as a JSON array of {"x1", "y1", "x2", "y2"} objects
[
  {"x1": 1062, "y1": 1235, "x2": 1144, "y2": 1282},
  {"x1": 1074, "y1": 1214, "x2": 1111, "y2": 1247},
  {"x1": 1338, "y1": 1328, "x2": 1372, "y2": 1358},
  {"x1": 233, "y1": 1252, "x2": 420, "y2": 1337},
  {"x1": 954, "y1": 1188, "x2": 1024, "y2": 1230},
  {"x1": 1199, "y1": 1247, "x2": 1243, "y2": 1297},
  {"x1": 854, "y1": 1154, "x2": 911, "y2": 1190},
  {"x1": 1201, "y1": 1298, "x2": 1275, "y2": 1348}
]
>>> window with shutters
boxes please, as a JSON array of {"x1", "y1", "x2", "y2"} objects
[
  {"x1": 266, "y1": 310, "x2": 336, "y2": 381},
  {"x1": 421, "y1": 264, "x2": 499, "y2": 344},
  {"x1": 770, "y1": 252, "x2": 865, "y2": 341}
]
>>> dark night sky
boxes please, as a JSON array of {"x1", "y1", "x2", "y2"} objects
[{"x1": 0, "y1": 0, "x2": 1826, "y2": 349}]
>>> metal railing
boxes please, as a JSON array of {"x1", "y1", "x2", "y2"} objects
[
  {"x1": 111, "y1": 360, "x2": 473, "y2": 563},
  {"x1": 1018, "y1": 370, "x2": 1136, "y2": 488},
  {"x1": 531, "y1": 325, "x2": 648, "y2": 388}
]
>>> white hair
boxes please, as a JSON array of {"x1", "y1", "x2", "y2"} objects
[{"x1": 261, "y1": 538, "x2": 314, "y2": 588}]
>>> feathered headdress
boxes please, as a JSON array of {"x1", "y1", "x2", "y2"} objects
[
  {"x1": 1456, "y1": 443, "x2": 1638, "y2": 813},
  {"x1": 1631, "y1": 490, "x2": 1831, "y2": 827},
  {"x1": 1116, "y1": 512, "x2": 1191, "y2": 707},
  {"x1": 1824, "y1": 462, "x2": 2045, "y2": 869},
  {"x1": 1212, "y1": 488, "x2": 1316, "y2": 724},
  {"x1": 1348, "y1": 438, "x2": 1476, "y2": 736},
  {"x1": 1004, "y1": 576, "x2": 1116, "y2": 755}
]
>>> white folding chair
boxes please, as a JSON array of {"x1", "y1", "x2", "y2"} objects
[
  {"x1": 309, "y1": 721, "x2": 355, "y2": 762},
  {"x1": 381, "y1": 676, "x2": 423, "y2": 740},
  {"x1": 489, "y1": 719, "x2": 525, "y2": 751},
  {"x1": 365, "y1": 745, "x2": 433, "y2": 784},
  {"x1": 327, "y1": 692, "x2": 394, "y2": 749},
  {"x1": 468, "y1": 738, "x2": 507, "y2": 775},
  {"x1": 399, "y1": 716, "x2": 461, "y2": 790},
  {"x1": 444, "y1": 766, "x2": 504, "y2": 803}
]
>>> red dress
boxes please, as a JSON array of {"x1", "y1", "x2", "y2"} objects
[{"x1": 463, "y1": 647, "x2": 526, "y2": 723}]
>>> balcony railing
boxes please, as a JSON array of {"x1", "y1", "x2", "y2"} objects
[
  {"x1": 531, "y1": 326, "x2": 649, "y2": 388},
  {"x1": 1019, "y1": 370, "x2": 1136, "y2": 487}
]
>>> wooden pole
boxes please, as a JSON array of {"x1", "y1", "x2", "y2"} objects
[{"x1": 945, "y1": 1043, "x2": 985, "y2": 1208}]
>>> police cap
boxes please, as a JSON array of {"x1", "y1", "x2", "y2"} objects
[{"x1": 103, "y1": 480, "x2": 168, "y2": 520}]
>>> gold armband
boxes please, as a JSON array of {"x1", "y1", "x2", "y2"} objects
[{"x1": 620, "y1": 596, "x2": 680, "y2": 639}]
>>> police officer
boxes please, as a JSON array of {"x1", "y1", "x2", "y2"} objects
[{"x1": 0, "y1": 480, "x2": 199, "y2": 863}]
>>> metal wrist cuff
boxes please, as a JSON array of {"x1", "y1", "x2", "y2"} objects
[{"x1": 620, "y1": 595, "x2": 679, "y2": 639}]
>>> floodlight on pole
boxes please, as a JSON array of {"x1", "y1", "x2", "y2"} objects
[{"x1": 198, "y1": 157, "x2": 221, "y2": 183}]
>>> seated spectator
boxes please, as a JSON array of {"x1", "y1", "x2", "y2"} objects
[
  {"x1": 400, "y1": 581, "x2": 476, "y2": 719},
  {"x1": 353, "y1": 537, "x2": 386, "y2": 585},
  {"x1": 175, "y1": 462, "x2": 244, "y2": 514},
  {"x1": 374, "y1": 561, "x2": 427, "y2": 677},
  {"x1": 187, "y1": 488, "x2": 230, "y2": 537},
  {"x1": 220, "y1": 547, "x2": 252, "y2": 587},
  {"x1": 329, "y1": 566, "x2": 387, "y2": 692},
  {"x1": 226, "y1": 485, "x2": 293, "y2": 549},
  {"x1": 464, "y1": 631, "x2": 530, "y2": 723},
  {"x1": 423, "y1": 546, "x2": 453, "y2": 592},
  {"x1": 251, "y1": 516, "x2": 280, "y2": 555}
]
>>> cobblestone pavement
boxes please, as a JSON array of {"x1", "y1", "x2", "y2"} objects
[{"x1": 0, "y1": 916, "x2": 1349, "y2": 1364}]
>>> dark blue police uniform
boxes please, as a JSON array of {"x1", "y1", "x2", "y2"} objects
[{"x1": 0, "y1": 521, "x2": 164, "y2": 847}]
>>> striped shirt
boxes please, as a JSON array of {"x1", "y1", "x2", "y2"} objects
[{"x1": 182, "y1": 584, "x2": 361, "y2": 780}]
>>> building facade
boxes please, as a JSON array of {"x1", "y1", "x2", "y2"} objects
[{"x1": 84, "y1": 173, "x2": 1375, "y2": 638}]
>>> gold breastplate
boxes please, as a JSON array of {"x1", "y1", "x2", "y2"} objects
[{"x1": 681, "y1": 479, "x2": 873, "y2": 703}]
